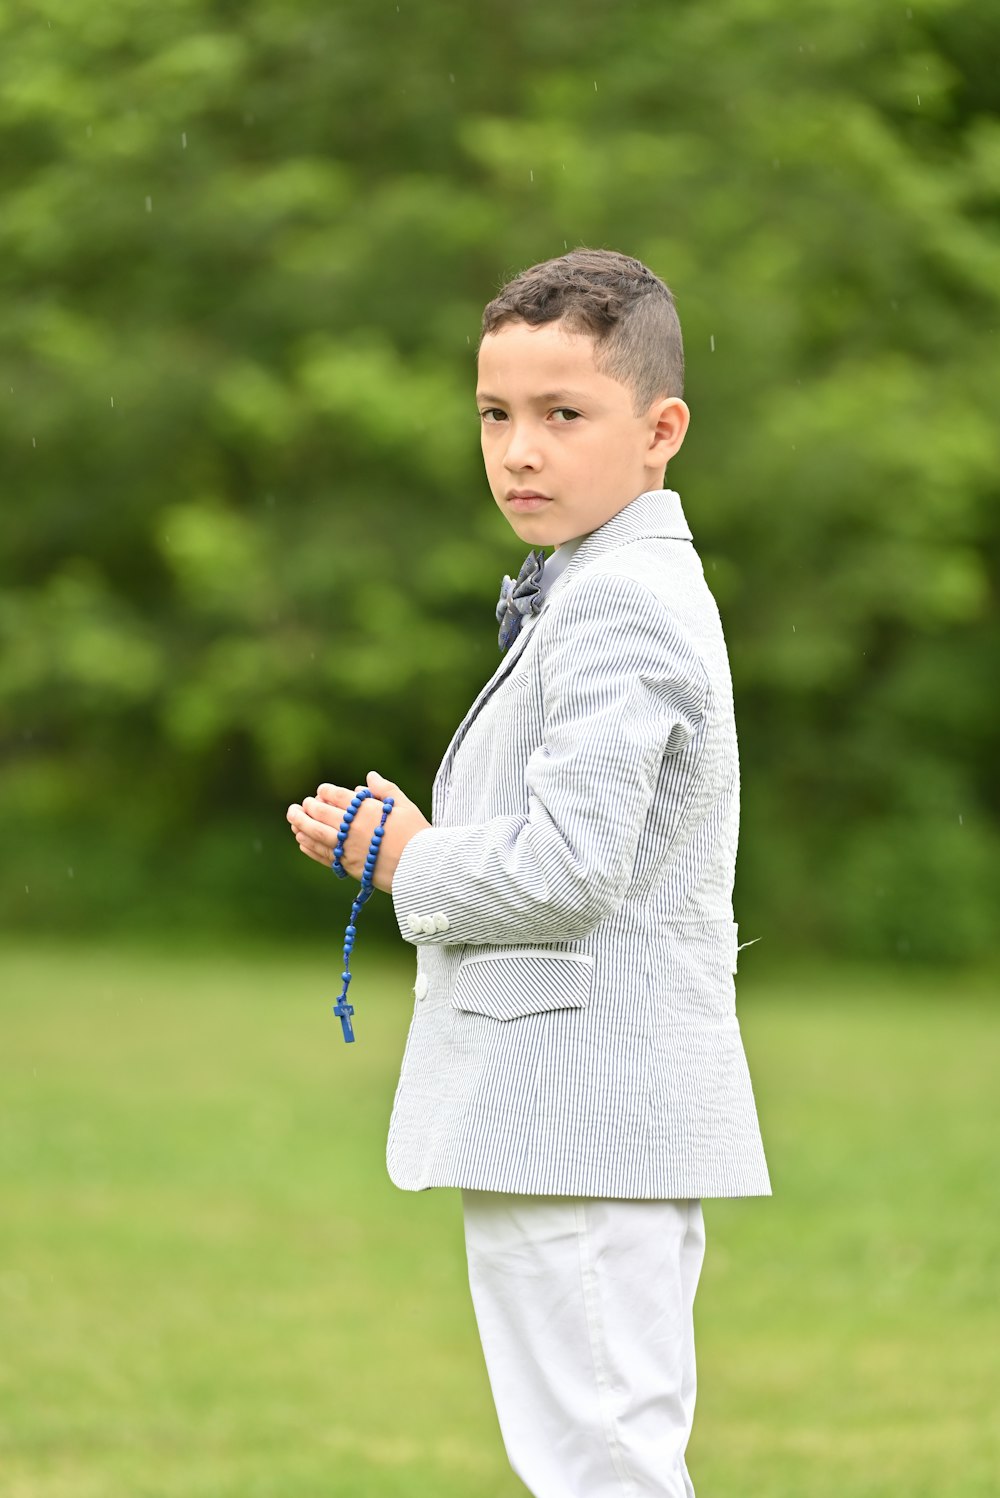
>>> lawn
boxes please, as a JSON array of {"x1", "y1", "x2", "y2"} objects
[{"x1": 1, "y1": 940, "x2": 997, "y2": 1497}]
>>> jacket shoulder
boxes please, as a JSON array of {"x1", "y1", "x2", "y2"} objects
[{"x1": 548, "y1": 539, "x2": 708, "y2": 642}]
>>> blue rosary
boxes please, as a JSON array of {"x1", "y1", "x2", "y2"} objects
[{"x1": 330, "y1": 788, "x2": 395, "y2": 1043}]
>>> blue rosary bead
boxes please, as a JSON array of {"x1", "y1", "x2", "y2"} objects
[
  {"x1": 332, "y1": 789, "x2": 374, "y2": 879},
  {"x1": 330, "y1": 793, "x2": 395, "y2": 1042}
]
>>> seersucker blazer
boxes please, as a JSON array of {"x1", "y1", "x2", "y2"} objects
[{"x1": 387, "y1": 488, "x2": 771, "y2": 1200}]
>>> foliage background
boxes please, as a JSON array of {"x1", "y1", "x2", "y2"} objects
[{"x1": 2, "y1": 0, "x2": 999, "y2": 959}]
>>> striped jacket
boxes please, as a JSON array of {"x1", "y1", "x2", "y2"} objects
[{"x1": 387, "y1": 488, "x2": 771, "y2": 1199}]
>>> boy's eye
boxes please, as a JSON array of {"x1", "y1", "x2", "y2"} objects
[
  {"x1": 479, "y1": 408, "x2": 507, "y2": 423},
  {"x1": 551, "y1": 408, "x2": 580, "y2": 422}
]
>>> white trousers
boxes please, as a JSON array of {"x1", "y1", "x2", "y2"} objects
[{"x1": 462, "y1": 1192, "x2": 706, "y2": 1498}]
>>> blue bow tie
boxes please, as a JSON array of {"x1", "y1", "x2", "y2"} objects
[{"x1": 496, "y1": 548, "x2": 546, "y2": 652}]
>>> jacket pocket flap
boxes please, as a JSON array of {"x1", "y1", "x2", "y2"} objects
[{"x1": 452, "y1": 950, "x2": 594, "y2": 1022}]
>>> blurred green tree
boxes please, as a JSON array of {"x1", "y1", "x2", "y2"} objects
[{"x1": 1, "y1": 0, "x2": 997, "y2": 958}]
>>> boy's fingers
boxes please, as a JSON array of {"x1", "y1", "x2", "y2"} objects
[
  {"x1": 299, "y1": 841, "x2": 331, "y2": 867},
  {"x1": 316, "y1": 783, "x2": 353, "y2": 804},
  {"x1": 294, "y1": 827, "x2": 332, "y2": 863},
  {"x1": 289, "y1": 783, "x2": 390, "y2": 872},
  {"x1": 301, "y1": 795, "x2": 342, "y2": 829},
  {"x1": 366, "y1": 770, "x2": 402, "y2": 799},
  {"x1": 293, "y1": 795, "x2": 378, "y2": 855},
  {"x1": 316, "y1": 780, "x2": 397, "y2": 807},
  {"x1": 287, "y1": 808, "x2": 335, "y2": 861}
]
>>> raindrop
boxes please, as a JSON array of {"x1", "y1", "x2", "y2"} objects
[
  {"x1": 791, "y1": 624, "x2": 796, "y2": 633},
  {"x1": 709, "y1": 334, "x2": 715, "y2": 352},
  {"x1": 32, "y1": 437, "x2": 36, "y2": 447},
  {"x1": 916, "y1": 95, "x2": 920, "y2": 106},
  {"x1": 448, "y1": 73, "x2": 455, "y2": 84},
  {"x1": 181, "y1": 131, "x2": 187, "y2": 148},
  {"x1": 529, "y1": 169, "x2": 534, "y2": 182},
  {"x1": 593, "y1": 81, "x2": 598, "y2": 91},
  {"x1": 67, "y1": 867, "x2": 75, "y2": 879},
  {"x1": 110, "y1": 396, "x2": 114, "y2": 408},
  {"x1": 958, "y1": 814, "x2": 964, "y2": 825},
  {"x1": 145, "y1": 195, "x2": 153, "y2": 212},
  {"x1": 24, "y1": 886, "x2": 29, "y2": 894}
]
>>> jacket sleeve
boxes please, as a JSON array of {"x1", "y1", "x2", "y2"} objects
[{"x1": 390, "y1": 570, "x2": 709, "y2": 947}]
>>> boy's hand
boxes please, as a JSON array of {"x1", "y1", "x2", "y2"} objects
[{"x1": 286, "y1": 771, "x2": 431, "y2": 893}]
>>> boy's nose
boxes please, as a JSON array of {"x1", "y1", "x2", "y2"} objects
[{"x1": 502, "y1": 426, "x2": 542, "y2": 471}]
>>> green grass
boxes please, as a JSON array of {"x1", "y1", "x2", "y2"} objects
[{"x1": 1, "y1": 940, "x2": 997, "y2": 1497}]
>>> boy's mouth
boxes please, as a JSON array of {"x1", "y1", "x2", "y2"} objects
[{"x1": 507, "y1": 490, "x2": 552, "y2": 510}]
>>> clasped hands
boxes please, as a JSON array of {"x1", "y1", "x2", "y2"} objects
[{"x1": 286, "y1": 770, "x2": 431, "y2": 893}]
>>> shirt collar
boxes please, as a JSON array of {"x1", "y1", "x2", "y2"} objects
[{"x1": 538, "y1": 532, "x2": 586, "y2": 598}]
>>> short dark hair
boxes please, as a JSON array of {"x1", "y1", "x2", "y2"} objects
[{"x1": 480, "y1": 247, "x2": 684, "y2": 410}]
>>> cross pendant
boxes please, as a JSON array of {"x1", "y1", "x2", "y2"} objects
[{"x1": 333, "y1": 998, "x2": 355, "y2": 1043}]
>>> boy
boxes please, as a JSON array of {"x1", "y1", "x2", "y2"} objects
[{"x1": 287, "y1": 248, "x2": 770, "y2": 1497}]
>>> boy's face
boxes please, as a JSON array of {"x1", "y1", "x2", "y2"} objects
[{"x1": 476, "y1": 318, "x2": 689, "y2": 549}]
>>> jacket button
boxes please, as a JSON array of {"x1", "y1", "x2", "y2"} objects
[
  {"x1": 432, "y1": 911, "x2": 450, "y2": 932},
  {"x1": 420, "y1": 915, "x2": 437, "y2": 935},
  {"x1": 406, "y1": 912, "x2": 423, "y2": 934}
]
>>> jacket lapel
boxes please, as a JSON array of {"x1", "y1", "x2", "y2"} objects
[
  {"x1": 432, "y1": 612, "x2": 537, "y2": 802},
  {"x1": 433, "y1": 490, "x2": 693, "y2": 806}
]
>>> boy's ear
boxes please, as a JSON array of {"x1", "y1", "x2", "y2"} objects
[{"x1": 647, "y1": 396, "x2": 690, "y2": 469}]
